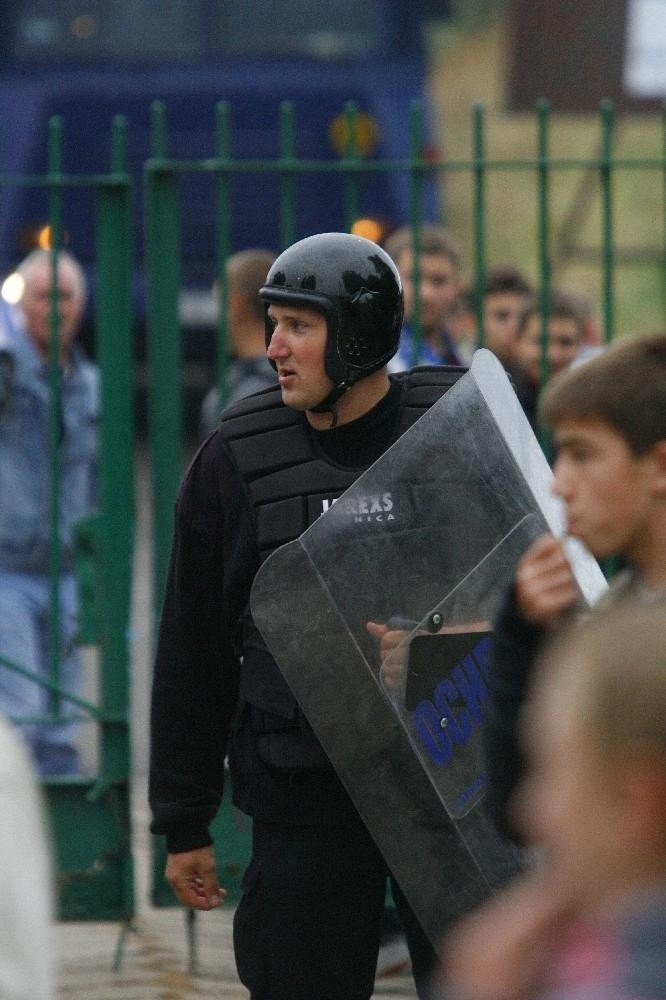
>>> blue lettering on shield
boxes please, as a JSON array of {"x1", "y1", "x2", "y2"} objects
[{"x1": 411, "y1": 635, "x2": 492, "y2": 766}]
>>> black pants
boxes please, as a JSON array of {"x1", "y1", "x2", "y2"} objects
[{"x1": 233, "y1": 818, "x2": 438, "y2": 1000}]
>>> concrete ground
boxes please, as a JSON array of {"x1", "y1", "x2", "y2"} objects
[{"x1": 53, "y1": 779, "x2": 417, "y2": 999}]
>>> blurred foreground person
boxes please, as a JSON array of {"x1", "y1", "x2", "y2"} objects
[
  {"x1": 0, "y1": 713, "x2": 53, "y2": 999},
  {"x1": 438, "y1": 603, "x2": 666, "y2": 1000}
]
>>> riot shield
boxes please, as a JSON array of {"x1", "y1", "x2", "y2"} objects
[{"x1": 250, "y1": 349, "x2": 606, "y2": 950}]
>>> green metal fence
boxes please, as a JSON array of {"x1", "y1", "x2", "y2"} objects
[
  {"x1": 1, "y1": 98, "x2": 663, "y2": 921},
  {"x1": 0, "y1": 117, "x2": 135, "y2": 920},
  {"x1": 146, "y1": 95, "x2": 666, "y2": 605}
]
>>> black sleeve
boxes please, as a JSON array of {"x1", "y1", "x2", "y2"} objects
[
  {"x1": 483, "y1": 584, "x2": 546, "y2": 841},
  {"x1": 148, "y1": 432, "x2": 258, "y2": 853}
]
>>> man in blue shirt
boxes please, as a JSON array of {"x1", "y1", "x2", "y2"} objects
[
  {"x1": 0, "y1": 249, "x2": 98, "y2": 776},
  {"x1": 384, "y1": 224, "x2": 464, "y2": 371}
]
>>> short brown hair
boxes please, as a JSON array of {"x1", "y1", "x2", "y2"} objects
[
  {"x1": 483, "y1": 265, "x2": 533, "y2": 299},
  {"x1": 383, "y1": 224, "x2": 461, "y2": 273},
  {"x1": 539, "y1": 330, "x2": 666, "y2": 454},
  {"x1": 549, "y1": 288, "x2": 584, "y2": 339},
  {"x1": 224, "y1": 248, "x2": 276, "y2": 319}
]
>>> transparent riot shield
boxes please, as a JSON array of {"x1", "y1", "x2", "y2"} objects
[{"x1": 250, "y1": 350, "x2": 606, "y2": 949}]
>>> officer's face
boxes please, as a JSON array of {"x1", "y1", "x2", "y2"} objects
[{"x1": 266, "y1": 303, "x2": 332, "y2": 412}]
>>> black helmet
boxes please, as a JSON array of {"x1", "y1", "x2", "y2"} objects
[{"x1": 260, "y1": 232, "x2": 403, "y2": 409}]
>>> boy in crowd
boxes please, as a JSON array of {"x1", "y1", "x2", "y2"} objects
[
  {"x1": 438, "y1": 602, "x2": 666, "y2": 1000},
  {"x1": 384, "y1": 224, "x2": 464, "y2": 370},
  {"x1": 481, "y1": 265, "x2": 534, "y2": 368},
  {"x1": 511, "y1": 288, "x2": 586, "y2": 429},
  {"x1": 513, "y1": 288, "x2": 585, "y2": 387},
  {"x1": 485, "y1": 329, "x2": 666, "y2": 834}
]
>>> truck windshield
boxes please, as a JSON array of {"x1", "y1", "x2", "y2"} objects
[{"x1": 10, "y1": 0, "x2": 404, "y2": 65}]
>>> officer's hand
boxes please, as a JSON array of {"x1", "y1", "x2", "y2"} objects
[
  {"x1": 165, "y1": 845, "x2": 226, "y2": 911},
  {"x1": 366, "y1": 621, "x2": 408, "y2": 691},
  {"x1": 515, "y1": 534, "x2": 579, "y2": 628}
]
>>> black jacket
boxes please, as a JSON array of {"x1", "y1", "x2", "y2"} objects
[{"x1": 149, "y1": 368, "x2": 464, "y2": 852}]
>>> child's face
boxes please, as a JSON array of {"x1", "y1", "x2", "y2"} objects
[
  {"x1": 551, "y1": 417, "x2": 660, "y2": 562},
  {"x1": 484, "y1": 292, "x2": 525, "y2": 363},
  {"x1": 515, "y1": 314, "x2": 541, "y2": 382},
  {"x1": 548, "y1": 316, "x2": 581, "y2": 376},
  {"x1": 398, "y1": 250, "x2": 460, "y2": 334}
]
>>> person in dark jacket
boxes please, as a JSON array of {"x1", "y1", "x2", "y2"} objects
[
  {"x1": 485, "y1": 329, "x2": 666, "y2": 839},
  {"x1": 149, "y1": 232, "x2": 467, "y2": 1000}
]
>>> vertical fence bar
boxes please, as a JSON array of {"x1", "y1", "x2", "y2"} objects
[
  {"x1": 472, "y1": 103, "x2": 487, "y2": 346},
  {"x1": 599, "y1": 100, "x2": 615, "y2": 343},
  {"x1": 94, "y1": 115, "x2": 134, "y2": 913},
  {"x1": 47, "y1": 115, "x2": 64, "y2": 710},
  {"x1": 342, "y1": 101, "x2": 360, "y2": 232},
  {"x1": 145, "y1": 101, "x2": 182, "y2": 615},
  {"x1": 279, "y1": 102, "x2": 297, "y2": 250},
  {"x1": 662, "y1": 103, "x2": 666, "y2": 319},
  {"x1": 408, "y1": 102, "x2": 424, "y2": 357},
  {"x1": 536, "y1": 99, "x2": 551, "y2": 389},
  {"x1": 215, "y1": 102, "x2": 232, "y2": 409}
]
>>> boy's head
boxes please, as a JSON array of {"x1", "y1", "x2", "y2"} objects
[
  {"x1": 515, "y1": 603, "x2": 666, "y2": 914},
  {"x1": 539, "y1": 332, "x2": 666, "y2": 569},
  {"x1": 482, "y1": 266, "x2": 533, "y2": 365},
  {"x1": 514, "y1": 290, "x2": 584, "y2": 383},
  {"x1": 383, "y1": 224, "x2": 461, "y2": 338}
]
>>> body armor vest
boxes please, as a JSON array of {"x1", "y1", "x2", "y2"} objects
[{"x1": 219, "y1": 366, "x2": 465, "y2": 766}]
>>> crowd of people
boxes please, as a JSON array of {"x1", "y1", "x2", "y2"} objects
[
  {"x1": 0, "y1": 225, "x2": 663, "y2": 1000},
  {"x1": 197, "y1": 223, "x2": 605, "y2": 437}
]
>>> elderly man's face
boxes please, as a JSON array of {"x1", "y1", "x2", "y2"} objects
[{"x1": 20, "y1": 260, "x2": 84, "y2": 359}]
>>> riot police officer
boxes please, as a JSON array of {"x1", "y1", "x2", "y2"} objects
[{"x1": 149, "y1": 232, "x2": 464, "y2": 999}]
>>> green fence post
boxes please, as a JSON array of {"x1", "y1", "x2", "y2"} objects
[
  {"x1": 46, "y1": 115, "x2": 64, "y2": 709},
  {"x1": 279, "y1": 102, "x2": 297, "y2": 250},
  {"x1": 472, "y1": 103, "x2": 487, "y2": 345},
  {"x1": 145, "y1": 101, "x2": 183, "y2": 615},
  {"x1": 599, "y1": 100, "x2": 615, "y2": 343},
  {"x1": 342, "y1": 101, "x2": 361, "y2": 232},
  {"x1": 92, "y1": 114, "x2": 135, "y2": 915},
  {"x1": 536, "y1": 99, "x2": 551, "y2": 389},
  {"x1": 408, "y1": 101, "x2": 425, "y2": 355},
  {"x1": 662, "y1": 102, "x2": 666, "y2": 319},
  {"x1": 215, "y1": 101, "x2": 232, "y2": 409}
]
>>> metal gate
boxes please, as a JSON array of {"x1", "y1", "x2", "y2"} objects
[{"x1": 0, "y1": 117, "x2": 135, "y2": 920}]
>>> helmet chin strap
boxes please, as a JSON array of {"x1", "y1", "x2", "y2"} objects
[
  {"x1": 309, "y1": 380, "x2": 350, "y2": 415},
  {"x1": 308, "y1": 364, "x2": 367, "y2": 424}
]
